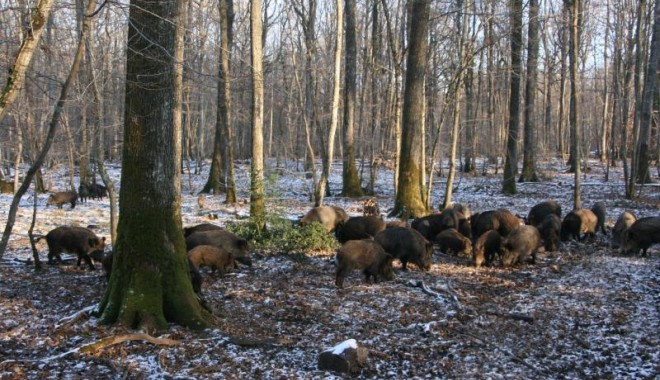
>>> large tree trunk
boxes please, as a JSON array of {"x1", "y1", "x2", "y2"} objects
[
  {"x1": 0, "y1": 0, "x2": 54, "y2": 123},
  {"x1": 250, "y1": 0, "x2": 266, "y2": 229},
  {"x1": 96, "y1": 0, "x2": 212, "y2": 330},
  {"x1": 341, "y1": 0, "x2": 362, "y2": 197},
  {"x1": 635, "y1": 0, "x2": 658, "y2": 184},
  {"x1": 391, "y1": 0, "x2": 429, "y2": 218},
  {"x1": 519, "y1": 0, "x2": 540, "y2": 182},
  {"x1": 502, "y1": 0, "x2": 523, "y2": 194}
]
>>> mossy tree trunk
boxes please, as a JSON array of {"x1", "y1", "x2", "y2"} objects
[
  {"x1": 391, "y1": 0, "x2": 429, "y2": 219},
  {"x1": 341, "y1": 0, "x2": 362, "y2": 197},
  {"x1": 96, "y1": 0, "x2": 212, "y2": 331}
]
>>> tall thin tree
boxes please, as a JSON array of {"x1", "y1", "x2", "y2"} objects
[
  {"x1": 520, "y1": 0, "x2": 540, "y2": 182},
  {"x1": 250, "y1": 0, "x2": 266, "y2": 229}
]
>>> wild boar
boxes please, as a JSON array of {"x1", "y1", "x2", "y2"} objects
[
  {"x1": 300, "y1": 205, "x2": 350, "y2": 232},
  {"x1": 590, "y1": 202, "x2": 607, "y2": 235},
  {"x1": 335, "y1": 216, "x2": 386, "y2": 243},
  {"x1": 362, "y1": 198, "x2": 380, "y2": 217},
  {"x1": 526, "y1": 200, "x2": 562, "y2": 226},
  {"x1": 46, "y1": 191, "x2": 78, "y2": 209},
  {"x1": 560, "y1": 209, "x2": 598, "y2": 241},
  {"x1": 374, "y1": 227, "x2": 433, "y2": 271},
  {"x1": 187, "y1": 245, "x2": 235, "y2": 275},
  {"x1": 500, "y1": 225, "x2": 542, "y2": 266},
  {"x1": 36, "y1": 226, "x2": 106, "y2": 270},
  {"x1": 537, "y1": 214, "x2": 561, "y2": 252},
  {"x1": 472, "y1": 230, "x2": 502, "y2": 268},
  {"x1": 611, "y1": 211, "x2": 637, "y2": 249},
  {"x1": 411, "y1": 208, "x2": 460, "y2": 241},
  {"x1": 183, "y1": 223, "x2": 224, "y2": 237},
  {"x1": 621, "y1": 216, "x2": 660, "y2": 256},
  {"x1": 334, "y1": 239, "x2": 395, "y2": 288},
  {"x1": 185, "y1": 229, "x2": 251, "y2": 267},
  {"x1": 435, "y1": 228, "x2": 472, "y2": 257},
  {"x1": 472, "y1": 209, "x2": 521, "y2": 238}
]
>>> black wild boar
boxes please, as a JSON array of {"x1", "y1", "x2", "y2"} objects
[
  {"x1": 411, "y1": 208, "x2": 460, "y2": 241},
  {"x1": 183, "y1": 223, "x2": 224, "y2": 237},
  {"x1": 611, "y1": 211, "x2": 637, "y2": 249},
  {"x1": 187, "y1": 245, "x2": 235, "y2": 275},
  {"x1": 560, "y1": 209, "x2": 598, "y2": 241},
  {"x1": 590, "y1": 202, "x2": 607, "y2": 235},
  {"x1": 435, "y1": 228, "x2": 472, "y2": 256},
  {"x1": 500, "y1": 225, "x2": 542, "y2": 266},
  {"x1": 374, "y1": 227, "x2": 433, "y2": 271},
  {"x1": 334, "y1": 239, "x2": 395, "y2": 288},
  {"x1": 621, "y1": 216, "x2": 660, "y2": 256},
  {"x1": 88, "y1": 183, "x2": 108, "y2": 199},
  {"x1": 537, "y1": 214, "x2": 561, "y2": 252},
  {"x1": 46, "y1": 191, "x2": 78, "y2": 209},
  {"x1": 299, "y1": 205, "x2": 350, "y2": 232},
  {"x1": 335, "y1": 216, "x2": 386, "y2": 243},
  {"x1": 100, "y1": 251, "x2": 202, "y2": 294},
  {"x1": 526, "y1": 200, "x2": 562, "y2": 226},
  {"x1": 456, "y1": 211, "x2": 472, "y2": 240},
  {"x1": 472, "y1": 209, "x2": 521, "y2": 238},
  {"x1": 472, "y1": 230, "x2": 502, "y2": 268},
  {"x1": 185, "y1": 229, "x2": 251, "y2": 267},
  {"x1": 36, "y1": 226, "x2": 106, "y2": 270}
]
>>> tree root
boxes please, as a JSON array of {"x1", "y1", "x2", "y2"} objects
[{"x1": 79, "y1": 333, "x2": 179, "y2": 354}]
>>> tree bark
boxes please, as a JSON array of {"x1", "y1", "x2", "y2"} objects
[
  {"x1": 567, "y1": 0, "x2": 582, "y2": 209},
  {"x1": 391, "y1": 0, "x2": 429, "y2": 218},
  {"x1": 341, "y1": 0, "x2": 363, "y2": 197},
  {"x1": 520, "y1": 0, "x2": 540, "y2": 182},
  {"x1": 250, "y1": 0, "x2": 266, "y2": 229},
  {"x1": 315, "y1": 0, "x2": 343, "y2": 206},
  {"x1": 502, "y1": 0, "x2": 523, "y2": 194},
  {"x1": 96, "y1": 0, "x2": 212, "y2": 330}
]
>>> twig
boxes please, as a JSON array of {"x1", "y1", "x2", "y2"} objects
[{"x1": 55, "y1": 304, "x2": 97, "y2": 329}]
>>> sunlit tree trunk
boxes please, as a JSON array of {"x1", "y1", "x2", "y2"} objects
[
  {"x1": 391, "y1": 0, "x2": 429, "y2": 218},
  {"x1": 315, "y1": 0, "x2": 343, "y2": 206},
  {"x1": 96, "y1": 0, "x2": 212, "y2": 330},
  {"x1": 250, "y1": 0, "x2": 266, "y2": 229},
  {"x1": 0, "y1": 0, "x2": 54, "y2": 123}
]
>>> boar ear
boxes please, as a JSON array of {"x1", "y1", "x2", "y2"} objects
[
  {"x1": 101, "y1": 237, "x2": 106, "y2": 242},
  {"x1": 238, "y1": 238, "x2": 249, "y2": 249}
]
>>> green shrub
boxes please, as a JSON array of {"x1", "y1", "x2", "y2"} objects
[{"x1": 225, "y1": 215, "x2": 338, "y2": 256}]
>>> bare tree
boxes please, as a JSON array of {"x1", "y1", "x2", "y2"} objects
[
  {"x1": 341, "y1": 0, "x2": 362, "y2": 197},
  {"x1": 503, "y1": 0, "x2": 523, "y2": 194},
  {"x1": 250, "y1": 0, "x2": 266, "y2": 229},
  {"x1": 520, "y1": 0, "x2": 540, "y2": 182},
  {"x1": 566, "y1": 0, "x2": 582, "y2": 209},
  {"x1": 0, "y1": 0, "x2": 54, "y2": 123},
  {"x1": 314, "y1": 0, "x2": 343, "y2": 206}
]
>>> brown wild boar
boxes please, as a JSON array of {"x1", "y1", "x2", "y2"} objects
[
  {"x1": 335, "y1": 216, "x2": 386, "y2": 243},
  {"x1": 435, "y1": 228, "x2": 472, "y2": 256},
  {"x1": 621, "y1": 216, "x2": 660, "y2": 256},
  {"x1": 300, "y1": 205, "x2": 350, "y2": 232},
  {"x1": 188, "y1": 245, "x2": 235, "y2": 275},
  {"x1": 611, "y1": 211, "x2": 636, "y2": 249},
  {"x1": 374, "y1": 227, "x2": 433, "y2": 271},
  {"x1": 46, "y1": 191, "x2": 78, "y2": 209},
  {"x1": 472, "y1": 230, "x2": 502, "y2": 268},
  {"x1": 500, "y1": 225, "x2": 542, "y2": 266},
  {"x1": 185, "y1": 229, "x2": 251, "y2": 267},
  {"x1": 334, "y1": 239, "x2": 394, "y2": 288}
]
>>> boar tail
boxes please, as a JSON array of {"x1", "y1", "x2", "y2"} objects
[{"x1": 33, "y1": 235, "x2": 46, "y2": 243}]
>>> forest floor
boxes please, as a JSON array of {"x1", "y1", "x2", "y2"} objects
[{"x1": 0, "y1": 157, "x2": 659, "y2": 379}]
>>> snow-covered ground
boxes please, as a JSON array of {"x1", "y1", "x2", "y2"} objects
[{"x1": 0, "y1": 157, "x2": 658, "y2": 379}]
